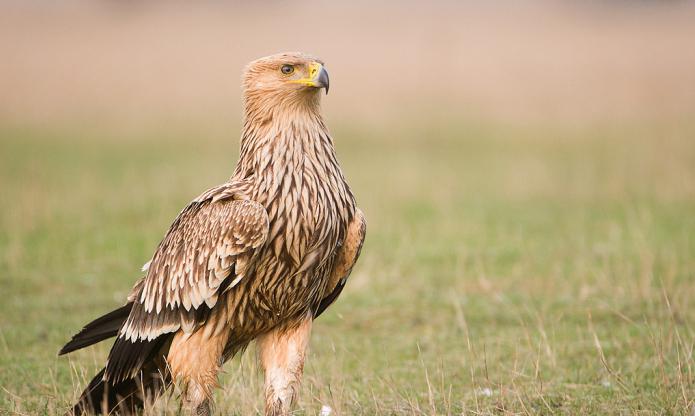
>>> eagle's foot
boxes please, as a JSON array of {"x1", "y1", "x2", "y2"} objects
[
  {"x1": 193, "y1": 401, "x2": 211, "y2": 416},
  {"x1": 182, "y1": 383, "x2": 212, "y2": 416}
]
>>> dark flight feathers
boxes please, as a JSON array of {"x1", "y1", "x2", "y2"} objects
[{"x1": 59, "y1": 304, "x2": 133, "y2": 355}]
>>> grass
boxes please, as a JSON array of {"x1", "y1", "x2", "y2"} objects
[{"x1": 0, "y1": 119, "x2": 694, "y2": 415}]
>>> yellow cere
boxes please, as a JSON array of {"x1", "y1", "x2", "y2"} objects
[{"x1": 289, "y1": 62, "x2": 323, "y2": 87}]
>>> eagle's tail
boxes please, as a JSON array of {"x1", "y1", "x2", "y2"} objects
[
  {"x1": 61, "y1": 304, "x2": 172, "y2": 415},
  {"x1": 70, "y1": 367, "x2": 140, "y2": 415},
  {"x1": 59, "y1": 304, "x2": 132, "y2": 355},
  {"x1": 70, "y1": 359, "x2": 170, "y2": 415}
]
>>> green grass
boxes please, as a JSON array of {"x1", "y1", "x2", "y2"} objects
[{"x1": 1, "y1": 120, "x2": 694, "y2": 415}]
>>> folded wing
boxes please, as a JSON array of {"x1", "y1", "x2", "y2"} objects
[{"x1": 106, "y1": 184, "x2": 269, "y2": 382}]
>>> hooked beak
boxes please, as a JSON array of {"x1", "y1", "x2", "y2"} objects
[
  {"x1": 291, "y1": 62, "x2": 330, "y2": 94},
  {"x1": 314, "y1": 64, "x2": 330, "y2": 94}
]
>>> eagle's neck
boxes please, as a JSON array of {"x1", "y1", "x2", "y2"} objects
[
  {"x1": 233, "y1": 93, "x2": 355, "y2": 217},
  {"x1": 235, "y1": 93, "x2": 334, "y2": 182}
]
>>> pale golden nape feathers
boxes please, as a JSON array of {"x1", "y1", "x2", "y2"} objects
[{"x1": 61, "y1": 52, "x2": 365, "y2": 416}]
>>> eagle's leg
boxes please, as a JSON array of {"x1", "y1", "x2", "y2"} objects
[
  {"x1": 257, "y1": 313, "x2": 313, "y2": 416},
  {"x1": 167, "y1": 327, "x2": 229, "y2": 416}
]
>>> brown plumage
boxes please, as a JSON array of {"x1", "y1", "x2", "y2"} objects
[{"x1": 60, "y1": 52, "x2": 366, "y2": 416}]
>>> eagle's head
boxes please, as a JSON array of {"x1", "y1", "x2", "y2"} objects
[{"x1": 242, "y1": 52, "x2": 330, "y2": 110}]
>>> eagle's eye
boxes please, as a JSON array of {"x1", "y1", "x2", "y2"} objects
[{"x1": 280, "y1": 64, "x2": 294, "y2": 75}]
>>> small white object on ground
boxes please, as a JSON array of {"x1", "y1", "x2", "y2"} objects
[
  {"x1": 320, "y1": 405, "x2": 333, "y2": 416},
  {"x1": 478, "y1": 387, "x2": 493, "y2": 397}
]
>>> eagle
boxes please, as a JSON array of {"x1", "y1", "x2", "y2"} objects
[{"x1": 59, "y1": 52, "x2": 366, "y2": 416}]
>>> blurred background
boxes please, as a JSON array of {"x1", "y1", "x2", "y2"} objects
[
  {"x1": 3, "y1": 1, "x2": 695, "y2": 128},
  {"x1": 1, "y1": 1, "x2": 694, "y2": 414}
]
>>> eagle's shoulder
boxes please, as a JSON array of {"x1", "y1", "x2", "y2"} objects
[{"x1": 120, "y1": 182, "x2": 268, "y2": 343}]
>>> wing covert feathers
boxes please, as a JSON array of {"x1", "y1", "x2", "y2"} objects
[{"x1": 118, "y1": 184, "x2": 269, "y2": 344}]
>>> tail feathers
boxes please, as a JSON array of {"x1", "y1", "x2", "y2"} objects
[
  {"x1": 71, "y1": 367, "x2": 140, "y2": 415},
  {"x1": 60, "y1": 304, "x2": 133, "y2": 355},
  {"x1": 71, "y1": 366, "x2": 168, "y2": 415}
]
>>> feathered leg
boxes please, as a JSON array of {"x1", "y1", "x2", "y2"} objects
[
  {"x1": 167, "y1": 326, "x2": 229, "y2": 416},
  {"x1": 257, "y1": 314, "x2": 313, "y2": 416}
]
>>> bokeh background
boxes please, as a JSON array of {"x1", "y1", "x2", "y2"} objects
[{"x1": 1, "y1": 1, "x2": 694, "y2": 414}]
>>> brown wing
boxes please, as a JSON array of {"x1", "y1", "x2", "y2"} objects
[
  {"x1": 118, "y1": 183, "x2": 269, "y2": 344},
  {"x1": 315, "y1": 208, "x2": 366, "y2": 317}
]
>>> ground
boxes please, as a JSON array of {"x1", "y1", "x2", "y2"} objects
[{"x1": 0, "y1": 120, "x2": 694, "y2": 415}]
